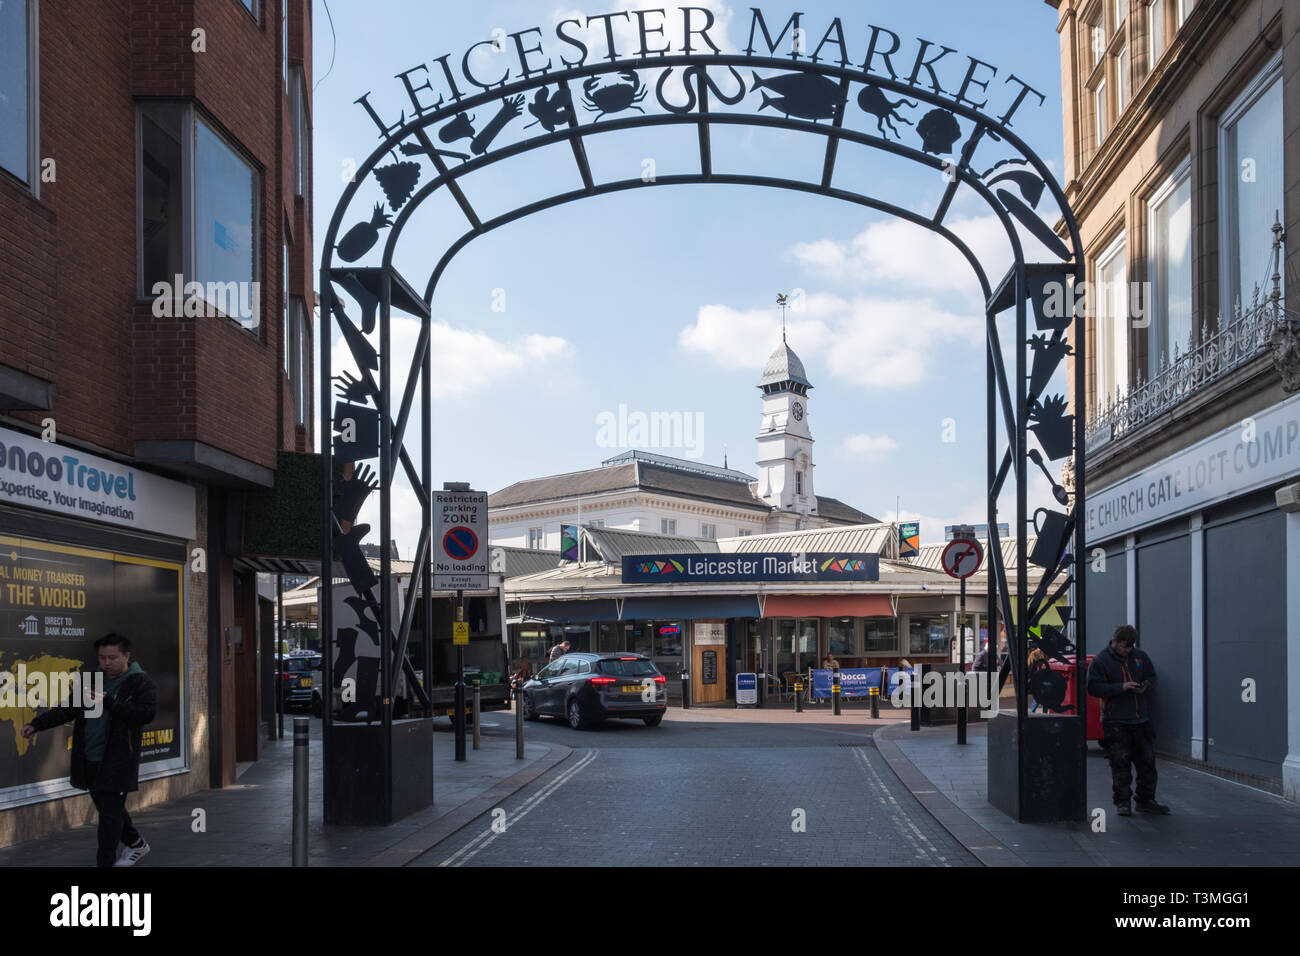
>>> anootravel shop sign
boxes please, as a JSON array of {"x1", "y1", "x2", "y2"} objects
[
  {"x1": 0, "y1": 426, "x2": 196, "y2": 541},
  {"x1": 622, "y1": 552, "x2": 880, "y2": 584}
]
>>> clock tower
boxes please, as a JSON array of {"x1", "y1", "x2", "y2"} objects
[{"x1": 754, "y1": 336, "x2": 817, "y2": 518}]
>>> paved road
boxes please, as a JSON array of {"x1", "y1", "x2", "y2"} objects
[{"x1": 415, "y1": 709, "x2": 976, "y2": 867}]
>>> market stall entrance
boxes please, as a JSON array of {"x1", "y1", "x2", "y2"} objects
[{"x1": 319, "y1": 7, "x2": 1088, "y2": 824}]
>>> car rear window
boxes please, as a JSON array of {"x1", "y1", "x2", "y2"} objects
[
  {"x1": 284, "y1": 659, "x2": 317, "y2": 672},
  {"x1": 598, "y1": 658, "x2": 657, "y2": 677}
]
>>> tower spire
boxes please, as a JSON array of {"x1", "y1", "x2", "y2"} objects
[{"x1": 776, "y1": 292, "x2": 788, "y2": 343}]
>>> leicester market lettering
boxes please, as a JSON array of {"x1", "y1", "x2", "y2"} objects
[{"x1": 353, "y1": 7, "x2": 1045, "y2": 138}]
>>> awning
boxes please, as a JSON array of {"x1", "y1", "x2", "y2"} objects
[
  {"x1": 761, "y1": 594, "x2": 895, "y2": 618},
  {"x1": 619, "y1": 596, "x2": 762, "y2": 619},
  {"x1": 511, "y1": 599, "x2": 620, "y2": 623}
]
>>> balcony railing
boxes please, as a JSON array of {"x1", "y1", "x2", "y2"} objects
[{"x1": 1085, "y1": 293, "x2": 1284, "y2": 454}]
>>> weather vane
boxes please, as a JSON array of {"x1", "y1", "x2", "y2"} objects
[{"x1": 776, "y1": 292, "x2": 788, "y2": 342}]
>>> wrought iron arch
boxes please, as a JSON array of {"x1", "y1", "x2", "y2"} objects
[{"x1": 319, "y1": 46, "x2": 1088, "y2": 823}]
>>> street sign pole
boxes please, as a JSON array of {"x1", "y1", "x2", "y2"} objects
[
  {"x1": 454, "y1": 588, "x2": 466, "y2": 761},
  {"x1": 959, "y1": 575, "x2": 967, "y2": 745},
  {"x1": 941, "y1": 531, "x2": 984, "y2": 747}
]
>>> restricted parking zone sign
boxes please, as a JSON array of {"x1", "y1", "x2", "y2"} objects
[{"x1": 434, "y1": 490, "x2": 488, "y2": 590}]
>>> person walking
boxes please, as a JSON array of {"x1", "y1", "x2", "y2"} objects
[
  {"x1": 20, "y1": 633, "x2": 158, "y2": 867},
  {"x1": 1087, "y1": 624, "x2": 1169, "y2": 817}
]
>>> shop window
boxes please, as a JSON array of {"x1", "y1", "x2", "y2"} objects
[
  {"x1": 283, "y1": 239, "x2": 291, "y2": 373},
  {"x1": 827, "y1": 619, "x2": 856, "y2": 656},
  {"x1": 0, "y1": 0, "x2": 34, "y2": 186},
  {"x1": 1148, "y1": 0, "x2": 1165, "y2": 66},
  {"x1": 1094, "y1": 233, "x2": 1128, "y2": 412},
  {"x1": 1148, "y1": 161, "x2": 1192, "y2": 370},
  {"x1": 238, "y1": 0, "x2": 260, "y2": 20},
  {"x1": 517, "y1": 628, "x2": 548, "y2": 664},
  {"x1": 863, "y1": 617, "x2": 896, "y2": 654},
  {"x1": 139, "y1": 103, "x2": 260, "y2": 332},
  {"x1": 1094, "y1": 78, "x2": 1108, "y2": 144},
  {"x1": 908, "y1": 616, "x2": 948, "y2": 655},
  {"x1": 1116, "y1": 46, "x2": 1128, "y2": 113},
  {"x1": 289, "y1": 66, "x2": 309, "y2": 199},
  {"x1": 291, "y1": 297, "x2": 309, "y2": 425},
  {"x1": 629, "y1": 624, "x2": 653, "y2": 658},
  {"x1": 655, "y1": 622, "x2": 683, "y2": 658},
  {"x1": 1219, "y1": 55, "x2": 1284, "y2": 322},
  {"x1": 661, "y1": 518, "x2": 676, "y2": 535}
]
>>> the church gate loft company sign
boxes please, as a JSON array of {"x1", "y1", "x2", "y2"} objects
[
  {"x1": 623, "y1": 552, "x2": 879, "y2": 583},
  {"x1": 1086, "y1": 392, "x2": 1300, "y2": 541},
  {"x1": 353, "y1": 8, "x2": 1047, "y2": 138}
]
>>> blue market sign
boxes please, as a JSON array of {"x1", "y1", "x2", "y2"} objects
[{"x1": 622, "y1": 552, "x2": 879, "y2": 583}]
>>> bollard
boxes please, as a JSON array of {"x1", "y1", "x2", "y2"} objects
[
  {"x1": 870, "y1": 685, "x2": 880, "y2": 719},
  {"x1": 909, "y1": 667, "x2": 920, "y2": 732},
  {"x1": 832, "y1": 667, "x2": 841, "y2": 716},
  {"x1": 919, "y1": 663, "x2": 932, "y2": 727},
  {"x1": 794, "y1": 680, "x2": 803, "y2": 713},
  {"x1": 472, "y1": 682, "x2": 481, "y2": 751},
  {"x1": 681, "y1": 672, "x2": 691, "y2": 709},
  {"x1": 292, "y1": 717, "x2": 308, "y2": 867},
  {"x1": 515, "y1": 683, "x2": 525, "y2": 760}
]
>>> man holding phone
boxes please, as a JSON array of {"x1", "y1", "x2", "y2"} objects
[
  {"x1": 21, "y1": 633, "x2": 157, "y2": 866},
  {"x1": 1087, "y1": 624, "x2": 1169, "y2": 817}
]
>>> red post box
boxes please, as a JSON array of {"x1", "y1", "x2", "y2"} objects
[{"x1": 1047, "y1": 654, "x2": 1101, "y2": 741}]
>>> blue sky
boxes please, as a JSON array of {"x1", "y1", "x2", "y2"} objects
[{"x1": 310, "y1": 0, "x2": 1070, "y2": 556}]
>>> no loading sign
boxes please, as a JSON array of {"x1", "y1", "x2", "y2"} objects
[{"x1": 433, "y1": 491, "x2": 488, "y2": 590}]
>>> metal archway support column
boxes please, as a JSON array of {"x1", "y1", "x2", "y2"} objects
[{"x1": 319, "y1": 265, "x2": 435, "y2": 825}]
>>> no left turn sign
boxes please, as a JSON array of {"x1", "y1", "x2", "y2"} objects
[{"x1": 941, "y1": 538, "x2": 984, "y2": 580}]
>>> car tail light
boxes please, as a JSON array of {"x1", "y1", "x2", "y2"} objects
[
  {"x1": 652, "y1": 675, "x2": 667, "y2": 684},
  {"x1": 618, "y1": 657, "x2": 638, "y2": 661},
  {"x1": 590, "y1": 676, "x2": 616, "y2": 684},
  {"x1": 281, "y1": 672, "x2": 297, "y2": 680}
]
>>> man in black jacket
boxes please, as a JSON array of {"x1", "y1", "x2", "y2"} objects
[
  {"x1": 21, "y1": 633, "x2": 158, "y2": 867},
  {"x1": 1087, "y1": 624, "x2": 1170, "y2": 817}
]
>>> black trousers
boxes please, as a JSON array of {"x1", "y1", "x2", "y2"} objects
[
  {"x1": 1103, "y1": 721, "x2": 1157, "y2": 806},
  {"x1": 86, "y1": 761, "x2": 141, "y2": 868}
]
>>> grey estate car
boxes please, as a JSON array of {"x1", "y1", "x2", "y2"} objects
[{"x1": 520, "y1": 652, "x2": 667, "y2": 729}]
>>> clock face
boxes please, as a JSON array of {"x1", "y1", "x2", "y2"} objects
[{"x1": 792, "y1": 402, "x2": 804, "y2": 422}]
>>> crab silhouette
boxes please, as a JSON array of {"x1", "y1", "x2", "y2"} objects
[{"x1": 582, "y1": 71, "x2": 647, "y2": 121}]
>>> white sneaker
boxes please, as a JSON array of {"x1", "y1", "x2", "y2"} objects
[{"x1": 113, "y1": 840, "x2": 150, "y2": 866}]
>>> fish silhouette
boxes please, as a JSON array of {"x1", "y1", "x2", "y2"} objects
[{"x1": 751, "y1": 71, "x2": 845, "y2": 121}]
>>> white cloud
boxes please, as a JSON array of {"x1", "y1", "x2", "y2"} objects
[
  {"x1": 791, "y1": 215, "x2": 1012, "y2": 299},
  {"x1": 678, "y1": 290, "x2": 979, "y2": 388},
  {"x1": 839, "y1": 433, "x2": 898, "y2": 461},
  {"x1": 331, "y1": 315, "x2": 572, "y2": 401}
]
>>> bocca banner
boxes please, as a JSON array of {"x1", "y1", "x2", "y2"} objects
[
  {"x1": 812, "y1": 667, "x2": 903, "y2": 698},
  {"x1": 0, "y1": 536, "x2": 183, "y2": 799}
]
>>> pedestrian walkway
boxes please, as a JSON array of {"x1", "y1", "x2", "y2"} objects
[
  {"x1": 875, "y1": 722, "x2": 1300, "y2": 866},
  {"x1": 0, "y1": 718, "x2": 567, "y2": 867}
]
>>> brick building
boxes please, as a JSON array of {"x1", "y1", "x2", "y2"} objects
[
  {"x1": 1048, "y1": 0, "x2": 1299, "y2": 797},
  {"x1": 0, "y1": 0, "x2": 314, "y2": 845}
]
